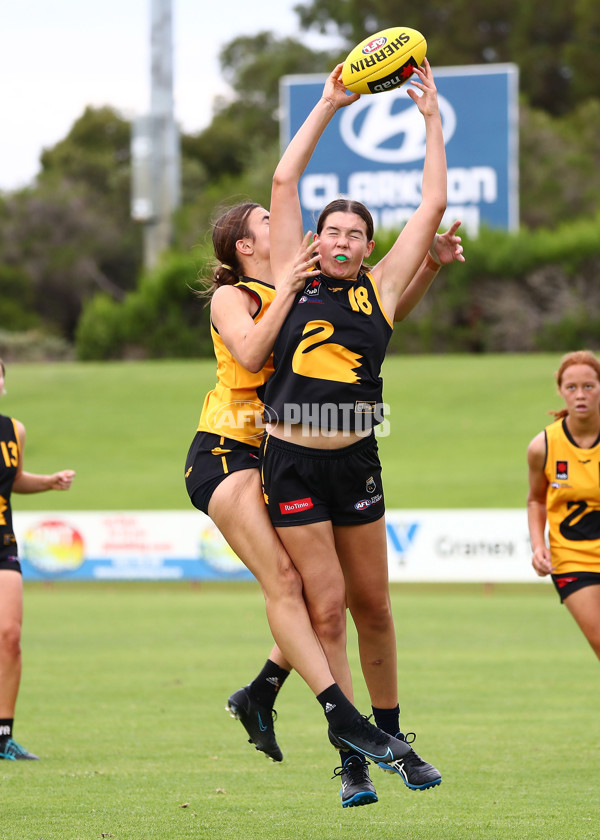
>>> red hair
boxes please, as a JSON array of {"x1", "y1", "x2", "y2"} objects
[{"x1": 550, "y1": 350, "x2": 600, "y2": 419}]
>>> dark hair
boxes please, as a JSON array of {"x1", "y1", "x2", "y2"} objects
[
  {"x1": 550, "y1": 349, "x2": 600, "y2": 419},
  {"x1": 316, "y1": 199, "x2": 374, "y2": 242},
  {"x1": 200, "y1": 202, "x2": 260, "y2": 297},
  {"x1": 316, "y1": 199, "x2": 375, "y2": 273},
  {"x1": 0, "y1": 358, "x2": 4, "y2": 376}
]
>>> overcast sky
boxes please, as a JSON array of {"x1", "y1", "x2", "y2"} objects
[{"x1": 0, "y1": 0, "x2": 338, "y2": 191}]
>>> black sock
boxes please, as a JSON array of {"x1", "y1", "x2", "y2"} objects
[
  {"x1": 372, "y1": 705, "x2": 400, "y2": 737},
  {"x1": 316, "y1": 684, "x2": 358, "y2": 730},
  {"x1": 248, "y1": 659, "x2": 290, "y2": 708},
  {"x1": 0, "y1": 718, "x2": 13, "y2": 745}
]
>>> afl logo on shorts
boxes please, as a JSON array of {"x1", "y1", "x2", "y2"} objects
[
  {"x1": 354, "y1": 499, "x2": 372, "y2": 511},
  {"x1": 555, "y1": 460, "x2": 568, "y2": 480}
]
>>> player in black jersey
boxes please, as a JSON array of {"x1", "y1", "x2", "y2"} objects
[
  {"x1": 256, "y1": 59, "x2": 447, "y2": 804},
  {"x1": 0, "y1": 359, "x2": 75, "y2": 761},
  {"x1": 222, "y1": 215, "x2": 463, "y2": 804}
]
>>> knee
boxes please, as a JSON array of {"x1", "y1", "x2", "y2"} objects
[
  {"x1": 265, "y1": 550, "x2": 304, "y2": 602},
  {"x1": 0, "y1": 622, "x2": 22, "y2": 660},
  {"x1": 311, "y1": 598, "x2": 347, "y2": 645},
  {"x1": 351, "y1": 597, "x2": 394, "y2": 637}
]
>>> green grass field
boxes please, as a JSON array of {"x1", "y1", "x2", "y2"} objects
[
  {"x1": 2, "y1": 354, "x2": 564, "y2": 511},
  {"x1": 3, "y1": 356, "x2": 597, "y2": 838},
  {"x1": 2, "y1": 581, "x2": 598, "y2": 840}
]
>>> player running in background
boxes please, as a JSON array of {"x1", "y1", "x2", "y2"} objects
[
  {"x1": 527, "y1": 350, "x2": 600, "y2": 660},
  {"x1": 0, "y1": 358, "x2": 75, "y2": 761}
]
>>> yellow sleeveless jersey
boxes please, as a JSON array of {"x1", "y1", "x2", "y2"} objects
[
  {"x1": 544, "y1": 417, "x2": 600, "y2": 573},
  {"x1": 197, "y1": 278, "x2": 276, "y2": 446}
]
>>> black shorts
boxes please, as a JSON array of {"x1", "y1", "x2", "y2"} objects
[
  {"x1": 0, "y1": 555, "x2": 22, "y2": 574},
  {"x1": 552, "y1": 571, "x2": 600, "y2": 603},
  {"x1": 260, "y1": 432, "x2": 385, "y2": 527},
  {"x1": 185, "y1": 431, "x2": 260, "y2": 515}
]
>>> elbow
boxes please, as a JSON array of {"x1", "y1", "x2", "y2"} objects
[
  {"x1": 238, "y1": 353, "x2": 265, "y2": 374},
  {"x1": 435, "y1": 196, "x2": 447, "y2": 219},
  {"x1": 272, "y1": 169, "x2": 295, "y2": 191},
  {"x1": 245, "y1": 359, "x2": 264, "y2": 375}
]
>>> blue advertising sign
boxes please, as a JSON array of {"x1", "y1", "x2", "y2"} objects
[{"x1": 280, "y1": 64, "x2": 519, "y2": 237}]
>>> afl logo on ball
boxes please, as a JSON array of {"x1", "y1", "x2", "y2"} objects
[{"x1": 362, "y1": 36, "x2": 387, "y2": 55}]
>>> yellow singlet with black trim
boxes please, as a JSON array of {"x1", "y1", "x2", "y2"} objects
[
  {"x1": 0, "y1": 414, "x2": 20, "y2": 560},
  {"x1": 544, "y1": 417, "x2": 600, "y2": 573},
  {"x1": 196, "y1": 278, "x2": 276, "y2": 446},
  {"x1": 264, "y1": 271, "x2": 393, "y2": 432}
]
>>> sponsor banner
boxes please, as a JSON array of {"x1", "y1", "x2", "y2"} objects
[
  {"x1": 384, "y1": 509, "x2": 539, "y2": 582},
  {"x1": 13, "y1": 511, "x2": 254, "y2": 582},
  {"x1": 280, "y1": 64, "x2": 519, "y2": 237},
  {"x1": 13, "y1": 509, "x2": 540, "y2": 583}
]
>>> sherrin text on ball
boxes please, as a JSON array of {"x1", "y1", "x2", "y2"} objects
[{"x1": 342, "y1": 27, "x2": 427, "y2": 95}]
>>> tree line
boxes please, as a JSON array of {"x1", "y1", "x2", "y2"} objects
[{"x1": 1, "y1": 0, "x2": 599, "y2": 360}]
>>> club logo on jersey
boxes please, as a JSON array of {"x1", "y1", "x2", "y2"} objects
[
  {"x1": 366, "y1": 476, "x2": 376, "y2": 493},
  {"x1": 279, "y1": 497, "x2": 314, "y2": 515},
  {"x1": 555, "y1": 460, "x2": 568, "y2": 480},
  {"x1": 355, "y1": 400, "x2": 376, "y2": 413}
]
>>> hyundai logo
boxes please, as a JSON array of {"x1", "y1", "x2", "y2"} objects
[{"x1": 339, "y1": 90, "x2": 456, "y2": 164}]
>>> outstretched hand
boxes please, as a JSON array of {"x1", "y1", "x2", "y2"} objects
[
  {"x1": 406, "y1": 57, "x2": 439, "y2": 117},
  {"x1": 279, "y1": 231, "x2": 321, "y2": 295},
  {"x1": 431, "y1": 221, "x2": 465, "y2": 266},
  {"x1": 322, "y1": 63, "x2": 360, "y2": 111}
]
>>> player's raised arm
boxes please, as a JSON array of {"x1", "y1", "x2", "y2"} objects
[{"x1": 270, "y1": 64, "x2": 359, "y2": 281}]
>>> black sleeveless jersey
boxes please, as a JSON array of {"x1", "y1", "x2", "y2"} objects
[
  {"x1": 264, "y1": 270, "x2": 393, "y2": 432},
  {"x1": 0, "y1": 414, "x2": 20, "y2": 560}
]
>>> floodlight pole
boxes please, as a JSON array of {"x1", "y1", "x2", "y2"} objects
[{"x1": 132, "y1": 0, "x2": 181, "y2": 270}]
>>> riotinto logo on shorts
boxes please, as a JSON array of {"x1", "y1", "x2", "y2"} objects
[{"x1": 279, "y1": 497, "x2": 314, "y2": 515}]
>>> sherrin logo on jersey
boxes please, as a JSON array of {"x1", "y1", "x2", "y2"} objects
[{"x1": 556, "y1": 460, "x2": 569, "y2": 480}]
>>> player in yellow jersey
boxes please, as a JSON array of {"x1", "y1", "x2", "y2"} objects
[
  {"x1": 0, "y1": 359, "x2": 75, "y2": 761},
  {"x1": 527, "y1": 350, "x2": 600, "y2": 661}
]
